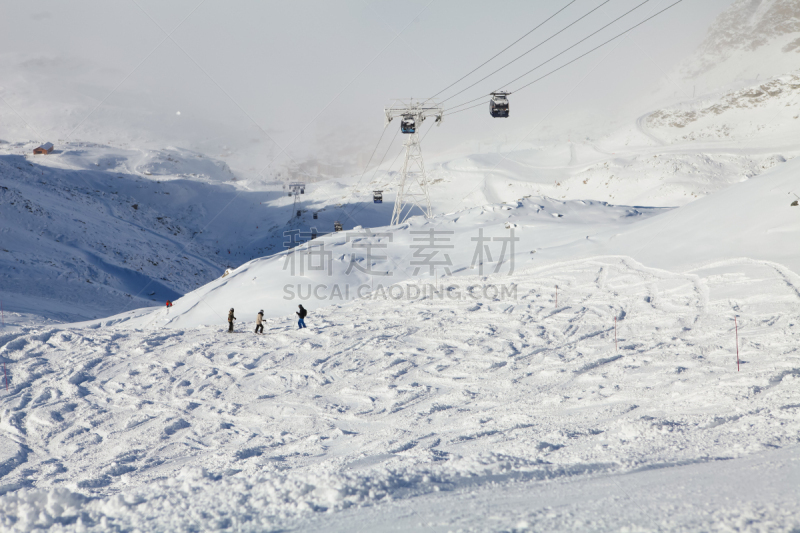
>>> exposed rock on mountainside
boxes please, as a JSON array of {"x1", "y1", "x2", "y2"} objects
[
  {"x1": 684, "y1": 0, "x2": 800, "y2": 77},
  {"x1": 646, "y1": 71, "x2": 800, "y2": 141}
]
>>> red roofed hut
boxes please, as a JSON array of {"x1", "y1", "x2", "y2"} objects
[{"x1": 33, "y1": 142, "x2": 54, "y2": 155}]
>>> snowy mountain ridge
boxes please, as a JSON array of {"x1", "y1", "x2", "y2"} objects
[
  {"x1": 675, "y1": 0, "x2": 800, "y2": 93},
  {"x1": 689, "y1": 0, "x2": 800, "y2": 69},
  {"x1": 646, "y1": 70, "x2": 800, "y2": 142},
  {"x1": 0, "y1": 141, "x2": 280, "y2": 324}
]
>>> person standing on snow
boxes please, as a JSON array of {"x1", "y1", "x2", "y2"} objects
[
  {"x1": 255, "y1": 310, "x2": 264, "y2": 334},
  {"x1": 228, "y1": 308, "x2": 236, "y2": 333},
  {"x1": 296, "y1": 305, "x2": 307, "y2": 329}
]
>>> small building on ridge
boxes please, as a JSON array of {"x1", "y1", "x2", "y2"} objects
[{"x1": 33, "y1": 142, "x2": 54, "y2": 155}]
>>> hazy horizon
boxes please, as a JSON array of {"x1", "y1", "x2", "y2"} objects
[{"x1": 0, "y1": 0, "x2": 734, "y2": 179}]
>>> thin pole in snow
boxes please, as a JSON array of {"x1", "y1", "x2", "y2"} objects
[
  {"x1": 735, "y1": 317, "x2": 740, "y2": 372},
  {"x1": 555, "y1": 285, "x2": 558, "y2": 307},
  {"x1": 615, "y1": 316, "x2": 618, "y2": 352}
]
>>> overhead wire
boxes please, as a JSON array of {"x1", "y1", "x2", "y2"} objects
[
  {"x1": 343, "y1": 0, "x2": 683, "y2": 227},
  {"x1": 508, "y1": 0, "x2": 684, "y2": 94},
  {"x1": 345, "y1": 121, "x2": 437, "y2": 224},
  {"x1": 423, "y1": 0, "x2": 579, "y2": 104},
  {"x1": 343, "y1": 127, "x2": 400, "y2": 221},
  {"x1": 369, "y1": 128, "x2": 402, "y2": 188},
  {"x1": 437, "y1": 0, "x2": 614, "y2": 105},
  {"x1": 340, "y1": 3, "x2": 580, "y2": 224},
  {"x1": 444, "y1": 0, "x2": 652, "y2": 113},
  {"x1": 444, "y1": 0, "x2": 683, "y2": 116},
  {"x1": 340, "y1": 125, "x2": 391, "y2": 211}
]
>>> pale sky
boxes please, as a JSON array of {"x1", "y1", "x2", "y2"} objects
[{"x1": 0, "y1": 0, "x2": 735, "y2": 178}]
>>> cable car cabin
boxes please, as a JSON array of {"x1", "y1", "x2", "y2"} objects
[
  {"x1": 490, "y1": 92, "x2": 510, "y2": 118},
  {"x1": 334, "y1": 221, "x2": 343, "y2": 232},
  {"x1": 400, "y1": 115, "x2": 416, "y2": 134},
  {"x1": 373, "y1": 191, "x2": 383, "y2": 203}
]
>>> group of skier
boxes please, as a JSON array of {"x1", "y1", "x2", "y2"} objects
[{"x1": 227, "y1": 305, "x2": 307, "y2": 334}]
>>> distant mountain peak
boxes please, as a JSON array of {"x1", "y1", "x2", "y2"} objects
[{"x1": 683, "y1": 0, "x2": 800, "y2": 79}]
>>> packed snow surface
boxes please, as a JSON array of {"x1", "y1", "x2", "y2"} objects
[
  {"x1": 3, "y1": 2, "x2": 800, "y2": 527},
  {"x1": 2, "y1": 253, "x2": 800, "y2": 531},
  {"x1": 2, "y1": 156, "x2": 800, "y2": 531}
]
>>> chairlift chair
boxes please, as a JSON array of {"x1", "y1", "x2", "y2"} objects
[
  {"x1": 400, "y1": 114, "x2": 416, "y2": 134},
  {"x1": 334, "y1": 221, "x2": 343, "y2": 232},
  {"x1": 373, "y1": 190, "x2": 383, "y2": 203},
  {"x1": 490, "y1": 92, "x2": 510, "y2": 118}
]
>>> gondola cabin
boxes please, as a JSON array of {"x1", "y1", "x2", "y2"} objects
[
  {"x1": 373, "y1": 191, "x2": 383, "y2": 203},
  {"x1": 400, "y1": 115, "x2": 416, "y2": 134},
  {"x1": 334, "y1": 221, "x2": 343, "y2": 232},
  {"x1": 490, "y1": 92, "x2": 510, "y2": 118}
]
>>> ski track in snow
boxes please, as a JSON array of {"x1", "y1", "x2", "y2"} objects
[{"x1": 1, "y1": 256, "x2": 799, "y2": 531}]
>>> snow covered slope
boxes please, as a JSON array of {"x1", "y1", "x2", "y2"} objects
[
  {"x1": 646, "y1": 71, "x2": 800, "y2": 143},
  {"x1": 0, "y1": 141, "x2": 289, "y2": 323},
  {"x1": 2, "y1": 2, "x2": 800, "y2": 528},
  {"x1": 1, "y1": 133, "x2": 799, "y2": 532},
  {"x1": 595, "y1": 155, "x2": 800, "y2": 273},
  {"x1": 105, "y1": 152, "x2": 799, "y2": 331},
  {"x1": 122, "y1": 197, "x2": 665, "y2": 328},
  {"x1": 1, "y1": 254, "x2": 799, "y2": 531}
]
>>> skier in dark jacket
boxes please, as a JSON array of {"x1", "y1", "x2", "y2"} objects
[
  {"x1": 228, "y1": 308, "x2": 236, "y2": 332},
  {"x1": 255, "y1": 310, "x2": 264, "y2": 334},
  {"x1": 296, "y1": 305, "x2": 307, "y2": 329}
]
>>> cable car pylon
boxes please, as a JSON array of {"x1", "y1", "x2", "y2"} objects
[
  {"x1": 288, "y1": 182, "x2": 305, "y2": 222},
  {"x1": 384, "y1": 99, "x2": 443, "y2": 225}
]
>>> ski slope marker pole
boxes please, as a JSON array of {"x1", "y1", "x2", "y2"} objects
[
  {"x1": 615, "y1": 316, "x2": 618, "y2": 352},
  {"x1": 735, "y1": 317, "x2": 740, "y2": 372}
]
